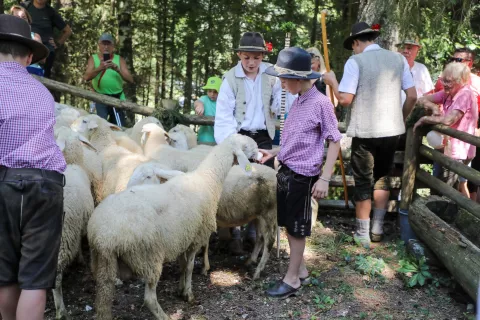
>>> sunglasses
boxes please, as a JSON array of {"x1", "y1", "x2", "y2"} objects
[{"x1": 447, "y1": 57, "x2": 471, "y2": 63}]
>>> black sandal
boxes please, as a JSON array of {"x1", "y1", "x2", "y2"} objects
[{"x1": 265, "y1": 280, "x2": 299, "y2": 299}]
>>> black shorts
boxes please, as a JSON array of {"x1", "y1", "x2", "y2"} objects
[
  {"x1": 277, "y1": 165, "x2": 318, "y2": 238},
  {"x1": 351, "y1": 136, "x2": 399, "y2": 202},
  {"x1": 239, "y1": 129, "x2": 274, "y2": 169},
  {"x1": 0, "y1": 167, "x2": 64, "y2": 290}
]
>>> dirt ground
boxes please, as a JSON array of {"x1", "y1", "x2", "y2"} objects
[{"x1": 45, "y1": 211, "x2": 474, "y2": 320}]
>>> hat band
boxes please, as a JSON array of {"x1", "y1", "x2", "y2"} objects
[
  {"x1": 238, "y1": 45, "x2": 266, "y2": 51},
  {"x1": 273, "y1": 65, "x2": 312, "y2": 78}
]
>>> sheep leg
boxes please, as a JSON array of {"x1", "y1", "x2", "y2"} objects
[
  {"x1": 144, "y1": 275, "x2": 168, "y2": 320},
  {"x1": 253, "y1": 236, "x2": 271, "y2": 280},
  {"x1": 177, "y1": 252, "x2": 187, "y2": 297},
  {"x1": 94, "y1": 253, "x2": 117, "y2": 320},
  {"x1": 201, "y1": 242, "x2": 210, "y2": 276},
  {"x1": 246, "y1": 237, "x2": 262, "y2": 266},
  {"x1": 52, "y1": 273, "x2": 69, "y2": 320},
  {"x1": 181, "y1": 248, "x2": 196, "y2": 303},
  {"x1": 90, "y1": 249, "x2": 98, "y2": 281}
]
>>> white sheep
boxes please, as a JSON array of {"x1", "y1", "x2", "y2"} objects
[
  {"x1": 53, "y1": 128, "x2": 96, "y2": 320},
  {"x1": 129, "y1": 116, "x2": 164, "y2": 146},
  {"x1": 141, "y1": 126, "x2": 277, "y2": 279},
  {"x1": 112, "y1": 130, "x2": 144, "y2": 154},
  {"x1": 88, "y1": 134, "x2": 258, "y2": 320},
  {"x1": 168, "y1": 124, "x2": 213, "y2": 154}
]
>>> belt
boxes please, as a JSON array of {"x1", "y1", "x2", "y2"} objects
[
  {"x1": 0, "y1": 166, "x2": 65, "y2": 186},
  {"x1": 239, "y1": 129, "x2": 268, "y2": 137}
]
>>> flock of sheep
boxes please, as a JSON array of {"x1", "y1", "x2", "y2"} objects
[{"x1": 51, "y1": 103, "x2": 285, "y2": 320}]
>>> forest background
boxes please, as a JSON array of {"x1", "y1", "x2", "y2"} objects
[{"x1": 1, "y1": 0, "x2": 480, "y2": 115}]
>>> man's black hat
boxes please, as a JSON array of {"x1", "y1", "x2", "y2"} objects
[{"x1": 343, "y1": 22, "x2": 380, "y2": 50}]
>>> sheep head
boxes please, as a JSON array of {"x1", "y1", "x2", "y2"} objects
[
  {"x1": 127, "y1": 163, "x2": 184, "y2": 188},
  {"x1": 168, "y1": 124, "x2": 197, "y2": 149},
  {"x1": 71, "y1": 115, "x2": 122, "y2": 137},
  {"x1": 226, "y1": 134, "x2": 258, "y2": 176},
  {"x1": 167, "y1": 131, "x2": 189, "y2": 150},
  {"x1": 140, "y1": 123, "x2": 170, "y2": 147}
]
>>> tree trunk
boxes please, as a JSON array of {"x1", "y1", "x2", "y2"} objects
[
  {"x1": 310, "y1": 0, "x2": 320, "y2": 45},
  {"x1": 409, "y1": 196, "x2": 480, "y2": 300},
  {"x1": 357, "y1": 0, "x2": 399, "y2": 50},
  {"x1": 169, "y1": 15, "x2": 176, "y2": 99},
  {"x1": 154, "y1": 2, "x2": 162, "y2": 106},
  {"x1": 160, "y1": 0, "x2": 168, "y2": 99},
  {"x1": 0, "y1": 0, "x2": 4, "y2": 14},
  {"x1": 183, "y1": 3, "x2": 196, "y2": 114}
]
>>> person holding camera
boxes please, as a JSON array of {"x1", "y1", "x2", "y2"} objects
[{"x1": 83, "y1": 33, "x2": 134, "y2": 126}]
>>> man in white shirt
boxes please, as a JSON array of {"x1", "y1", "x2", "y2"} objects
[
  {"x1": 323, "y1": 22, "x2": 417, "y2": 247},
  {"x1": 397, "y1": 39, "x2": 434, "y2": 103},
  {"x1": 214, "y1": 32, "x2": 281, "y2": 254}
]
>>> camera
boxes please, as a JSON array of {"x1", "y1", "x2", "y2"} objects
[{"x1": 103, "y1": 52, "x2": 111, "y2": 62}]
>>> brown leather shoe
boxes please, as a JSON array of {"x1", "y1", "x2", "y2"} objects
[{"x1": 229, "y1": 239, "x2": 245, "y2": 256}]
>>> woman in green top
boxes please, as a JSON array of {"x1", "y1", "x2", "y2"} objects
[
  {"x1": 194, "y1": 76, "x2": 222, "y2": 143},
  {"x1": 83, "y1": 33, "x2": 134, "y2": 126}
]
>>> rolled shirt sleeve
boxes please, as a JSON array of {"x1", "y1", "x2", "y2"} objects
[
  {"x1": 338, "y1": 58, "x2": 359, "y2": 95},
  {"x1": 214, "y1": 80, "x2": 238, "y2": 144},
  {"x1": 318, "y1": 102, "x2": 342, "y2": 143}
]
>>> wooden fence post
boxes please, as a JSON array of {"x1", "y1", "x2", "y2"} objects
[{"x1": 399, "y1": 127, "x2": 422, "y2": 211}]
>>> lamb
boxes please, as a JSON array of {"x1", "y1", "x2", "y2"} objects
[
  {"x1": 112, "y1": 130, "x2": 143, "y2": 154},
  {"x1": 168, "y1": 124, "x2": 213, "y2": 154},
  {"x1": 88, "y1": 134, "x2": 258, "y2": 320},
  {"x1": 53, "y1": 128, "x2": 96, "y2": 320}
]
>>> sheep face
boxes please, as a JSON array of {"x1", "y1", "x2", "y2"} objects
[
  {"x1": 140, "y1": 123, "x2": 169, "y2": 146},
  {"x1": 127, "y1": 164, "x2": 184, "y2": 188},
  {"x1": 228, "y1": 134, "x2": 258, "y2": 176},
  {"x1": 167, "y1": 131, "x2": 189, "y2": 150}
]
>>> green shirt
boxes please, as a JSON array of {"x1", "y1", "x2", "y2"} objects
[
  {"x1": 92, "y1": 54, "x2": 126, "y2": 101},
  {"x1": 197, "y1": 95, "x2": 216, "y2": 143}
]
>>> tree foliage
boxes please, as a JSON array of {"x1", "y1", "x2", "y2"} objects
[{"x1": 2, "y1": 0, "x2": 479, "y2": 111}]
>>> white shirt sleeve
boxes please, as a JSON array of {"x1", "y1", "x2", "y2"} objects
[
  {"x1": 270, "y1": 78, "x2": 282, "y2": 116},
  {"x1": 421, "y1": 64, "x2": 434, "y2": 93},
  {"x1": 338, "y1": 58, "x2": 359, "y2": 95},
  {"x1": 214, "y1": 80, "x2": 238, "y2": 144},
  {"x1": 401, "y1": 56, "x2": 415, "y2": 90}
]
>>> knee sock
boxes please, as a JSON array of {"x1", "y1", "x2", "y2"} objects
[
  {"x1": 371, "y1": 208, "x2": 387, "y2": 235},
  {"x1": 354, "y1": 219, "x2": 370, "y2": 238}
]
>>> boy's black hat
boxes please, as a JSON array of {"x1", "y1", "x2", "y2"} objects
[
  {"x1": 343, "y1": 22, "x2": 380, "y2": 50},
  {"x1": 265, "y1": 47, "x2": 321, "y2": 79},
  {"x1": 0, "y1": 14, "x2": 49, "y2": 64},
  {"x1": 234, "y1": 32, "x2": 268, "y2": 53}
]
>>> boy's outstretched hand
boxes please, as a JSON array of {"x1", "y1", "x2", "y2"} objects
[{"x1": 311, "y1": 179, "x2": 329, "y2": 200}]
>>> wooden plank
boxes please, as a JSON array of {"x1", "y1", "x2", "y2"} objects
[
  {"x1": 416, "y1": 169, "x2": 480, "y2": 219},
  {"x1": 432, "y1": 124, "x2": 480, "y2": 148},
  {"x1": 409, "y1": 196, "x2": 480, "y2": 300},
  {"x1": 400, "y1": 127, "x2": 422, "y2": 211},
  {"x1": 319, "y1": 199, "x2": 399, "y2": 212},
  {"x1": 419, "y1": 145, "x2": 480, "y2": 185}
]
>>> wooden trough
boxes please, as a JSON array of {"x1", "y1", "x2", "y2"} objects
[{"x1": 409, "y1": 195, "x2": 480, "y2": 300}]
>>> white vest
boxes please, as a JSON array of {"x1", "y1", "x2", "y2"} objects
[
  {"x1": 347, "y1": 48, "x2": 406, "y2": 138},
  {"x1": 223, "y1": 65, "x2": 277, "y2": 139}
]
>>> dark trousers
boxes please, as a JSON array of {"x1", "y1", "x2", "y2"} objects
[
  {"x1": 239, "y1": 129, "x2": 274, "y2": 168},
  {"x1": 95, "y1": 92, "x2": 126, "y2": 127},
  {"x1": 43, "y1": 51, "x2": 55, "y2": 79},
  {"x1": 0, "y1": 167, "x2": 64, "y2": 289}
]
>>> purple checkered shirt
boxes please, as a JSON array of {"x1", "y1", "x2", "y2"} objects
[
  {"x1": 0, "y1": 62, "x2": 66, "y2": 173},
  {"x1": 277, "y1": 85, "x2": 342, "y2": 177}
]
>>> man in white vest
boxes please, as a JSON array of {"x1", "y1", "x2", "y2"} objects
[
  {"x1": 214, "y1": 31, "x2": 281, "y2": 254},
  {"x1": 323, "y1": 22, "x2": 417, "y2": 247}
]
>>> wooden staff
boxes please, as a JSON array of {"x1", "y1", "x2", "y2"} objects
[
  {"x1": 321, "y1": 10, "x2": 349, "y2": 208},
  {"x1": 276, "y1": 32, "x2": 291, "y2": 258}
]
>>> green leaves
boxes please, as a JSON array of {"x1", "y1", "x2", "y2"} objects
[
  {"x1": 397, "y1": 256, "x2": 432, "y2": 288},
  {"x1": 355, "y1": 255, "x2": 386, "y2": 280}
]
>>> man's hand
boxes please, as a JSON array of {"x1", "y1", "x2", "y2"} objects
[
  {"x1": 311, "y1": 179, "x2": 329, "y2": 200},
  {"x1": 322, "y1": 71, "x2": 337, "y2": 87},
  {"x1": 194, "y1": 100, "x2": 205, "y2": 115}
]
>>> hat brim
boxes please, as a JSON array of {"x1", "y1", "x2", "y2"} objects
[
  {"x1": 395, "y1": 42, "x2": 421, "y2": 48},
  {"x1": 0, "y1": 33, "x2": 49, "y2": 64},
  {"x1": 234, "y1": 47, "x2": 269, "y2": 54},
  {"x1": 343, "y1": 30, "x2": 380, "y2": 50},
  {"x1": 202, "y1": 85, "x2": 219, "y2": 91},
  {"x1": 265, "y1": 66, "x2": 321, "y2": 80}
]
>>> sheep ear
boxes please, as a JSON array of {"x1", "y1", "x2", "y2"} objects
[
  {"x1": 56, "y1": 139, "x2": 66, "y2": 151},
  {"x1": 78, "y1": 134, "x2": 97, "y2": 152},
  {"x1": 164, "y1": 132, "x2": 171, "y2": 144},
  {"x1": 108, "y1": 124, "x2": 122, "y2": 131},
  {"x1": 141, "y1": 131, "x2": 149, "y2": 147},
  {"x1": 234, "y1": 147, "x2": 252, "y2": 176},
  {"x1": 154, "y1": 168, "x2": 184, "y2": 181},
  {"x1": 87, "y1": 120, "x2": 98, "y2": 130}
]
